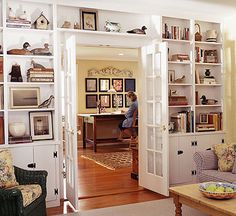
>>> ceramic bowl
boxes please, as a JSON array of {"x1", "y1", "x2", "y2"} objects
[
  {"x1": 199, "y1": 182, "x2": 236, "y2": 199},
  {"x1": 9, "y1": 122, "x2": 26, "y2": 137}
]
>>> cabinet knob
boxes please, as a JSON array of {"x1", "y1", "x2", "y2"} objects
[
  {"x1": 27, "y1": 163, "x2": 36, "y2": 168},
  {"x1": 162, "y1": 125, "x2": 166, "y2": 131},
  {"x1": 177, "y1": 150, "x2": 183, "y2": 155}
]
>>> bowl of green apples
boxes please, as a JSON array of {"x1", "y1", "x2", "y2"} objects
[{"x1": 199, "y1": 182, "x2": 236, "y2": 199}]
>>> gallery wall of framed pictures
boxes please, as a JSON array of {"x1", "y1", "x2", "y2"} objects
[{"x1": 85, "y1": 77, "x2": 136, "y2": 109}]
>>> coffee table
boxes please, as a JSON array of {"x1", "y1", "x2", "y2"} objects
[{"x1": 169, "y1": 184, "x2": 236, "y2": 216}]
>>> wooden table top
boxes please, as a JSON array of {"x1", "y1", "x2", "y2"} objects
[{"x1": 169, "y1": 184, "x2": 236, "y2": 216}]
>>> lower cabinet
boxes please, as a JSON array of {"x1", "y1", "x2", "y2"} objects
[
  {"x1": 169, "y1": 133, "x2": 224, "y2": 185},
  {"x1": 10, "y1": 144, "x2": 60, "y2": 207}
]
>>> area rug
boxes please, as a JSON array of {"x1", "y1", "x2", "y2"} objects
[
  {"x1": 57, "y1": 198, "x2": 207, "y2": 216},
  {"x1": 81, "y1": 151, "x2": 132, "y2": 170}
]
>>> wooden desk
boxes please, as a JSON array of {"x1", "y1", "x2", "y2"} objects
[
  {"x1": 78, "y1": 113, "x2": 125, "y2": 152},
  {"x1": 169, "y1": 184, "x2": 236, "y2": 216}
]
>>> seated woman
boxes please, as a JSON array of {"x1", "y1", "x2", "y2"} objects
[{"x1": 118, "y1": 91, "x2": 138, "y2": 140}]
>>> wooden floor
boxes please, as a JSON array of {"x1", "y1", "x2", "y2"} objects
[{"x1": 47, "y1": 144, "x2": 166, "y2": 215}]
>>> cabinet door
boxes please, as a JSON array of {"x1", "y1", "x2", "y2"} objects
[
  {"x1": 11, "y1": 146, "x2": 34, "y2": 170},
  {"x1": 34, "y1": 145, "x2": 58, "y2": 202},
  {"x1": 169, "y1": 136, "x2": 179, "y2": 184}
]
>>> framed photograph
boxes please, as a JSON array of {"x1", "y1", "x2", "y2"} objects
[
  {"x1": 86, "y1": 94, "x2": 97, "y2": 108},
  {"x1": 125, "y1": 94, "x2": 132, "y2": 108},
  {"x1": 29, "y1": 111, "x2": 53, "y2": 141},
  {"x1": 85, "y1": 78, "x2": 97, "y2": 92},
  {"x1": 112, "y1": 78, "x2": 123, "y2": 92},
  {"x1": 199, "y1": 113, "x2": 208, "y2": 124},
  {"x1": 204, "y1": 49, "x2": 218, "y2": 63},
  {"x1": 112, "y1": 94, "x2": 123, "y2": 108},
  {"x1": 99, "y1": 78, "x2": 110, "y2": 92},
  {"x1": 10, "y1": 87, "x2": 40, "y2": 109},
  {"x1": 124, "y1": 79, "x2": 136, "y2": 92},
  {"x1": 99, "y1": 94, "x2": 110, "y2": 108},
  {"x1": 168, "y1": 70, "x2": 175, "y2": 83},
  {"x1": 80, "y1": 8, "x2": 98, "y2": 31}
]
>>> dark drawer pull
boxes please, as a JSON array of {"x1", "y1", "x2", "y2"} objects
[
  {"x1": 27, "y1": 163, "x2": 36, "y2": 168},
  {"x1": 177, "y1": 150, "x2": 183, "y2": 155}
]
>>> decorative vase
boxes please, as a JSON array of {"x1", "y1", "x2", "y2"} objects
[{"x1": 9, "y1": 122, "x2": 26, "y2": 137}]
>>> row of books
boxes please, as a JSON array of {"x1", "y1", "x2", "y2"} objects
[
  {"x1": 0, "y1": 85, "x2": 3, "y2": 110},
  {"x1": 195, "y1": 47, "x2": 218, "y2": 63},
  {"x1": 8, "y1": 135, "x2": 33, "y2": 144},
  {"x1": 170, "y1": 111, "x2": 194, "y2": 133},
  {"x1": 0, "y1": 117, "x2": 4, "y2": 144},
  {"x1": 6, "y1": 19, "x2": 31, "y2": 29},
  {"x1": 163, "y1": 23, "x2": 190, "y2": 40},
  {"x1": 27, "y1": 67, "x2": 54, "y2": 82}
]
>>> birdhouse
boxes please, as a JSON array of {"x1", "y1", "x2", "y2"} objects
[{"x1": 34, "y1": 12, "x2": 49, "y2": 30}]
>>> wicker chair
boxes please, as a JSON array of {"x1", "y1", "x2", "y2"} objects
[{"x1": 0, "y1": 166, "x2": 48, "y2": 216}]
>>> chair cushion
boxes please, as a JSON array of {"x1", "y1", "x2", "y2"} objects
[
  {"x1": 11, "y1": 184, "x2": 42, "y2": 207},
  {"x1": 213, "y1": 143, "x2": 236, "y2": 172},
  {"x1": 0, "y1": 149, "x2": 19, "y2": 188}
]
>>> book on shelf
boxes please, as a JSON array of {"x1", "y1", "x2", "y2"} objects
[
  {"x1": 27, "y1": 73, "x2": 54, "y2": 78},
  {"x1": 169, "y1": 95, "x2": 188, "y2": 106},
  {"x1": 163, "y1": 23, "x2": 189, "y2": 40},
  {"x1": 0, "y1": 117, "x2": 4, "y2": 144},
  {"x1": 8, "y1": 135, "x2": 32, "y2": 144},
  {"x1": 6, "y1": 24, "x2": 31, "y2": 29},
  {"x1": 6, "y1": 19, "x2": 31, "y2": 24},
  {"x1": 171, "y1": 54, "x2": 190, "y2": 62},
  {"x1": 27, "y1": 77, "x2": 54, "y2": 82},
  {"x1": 28, "y1": 68, "x2": 54, "y2": 72},
  {"x1": 0, "y1": 57, "x2": 3, "y2": 82},
  {"x1": 0, "y1": 85, "x2": 3, "y2": 109},
  {"x1": 196, "y1": 123, "x2": 216, "y2": 132},
  {"x1": 208, "y1": 112, "x2": 222, "y2": 131}
]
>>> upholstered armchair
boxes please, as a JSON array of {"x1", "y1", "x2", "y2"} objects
[{"x1": 0, "y1": 165, "x2": 48, "y2": 216}]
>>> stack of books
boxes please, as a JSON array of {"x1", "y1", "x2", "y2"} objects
[
  {"x1": 171, "y1": 54, "x2": 190, "y2": 62},
  {"x1": 27, "y1": 67, "x2": 54, "y2": 82},
  {"x1": 169, "y1": 95, "x2": 188, "y2": 106},
  {"x1": 8, "y1": 135, "x2": 32, "y2": 144},
  {"x1": 6, "y1": 19, "x2": 31, "y2": 29},
  {"x1": 163, "y1": 23, "x2": 190, "y2": 40}
]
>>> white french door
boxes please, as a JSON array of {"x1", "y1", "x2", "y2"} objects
[
  {"x1": 139, "y1": 42, "x2": 169, "y2": 196},
  {"x1": 64, "y1": 34, "x2": 78, "y2": 209}
]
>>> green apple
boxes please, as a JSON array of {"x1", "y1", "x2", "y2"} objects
[
  {"x1": 206, "y1": 184, "x2": 217, "y2": 192},
  {"x1": 215, "y1": 186, "x2": 225, "y2": 193},
  {"x1": 225, "y1": 187, "x2": 234, "y2": 192}
]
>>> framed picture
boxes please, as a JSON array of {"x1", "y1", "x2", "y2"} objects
[
  {"x1": 86, "y1": 94, "x2": 97, "y2": 108},
  {"x1": 124, "y1": 79, "x2": 136, "y2": 92},
  {"x1": 99, "y1": 78, "x2": 110, "y2": 92},
  {"x1": 85, "y1": 78, "x2": 97, "y2": 92},
  {"x1": 112, "y1": 94, "x2": 123, "y2": 108},
  {"x1": 80, "y1": 8, "x2": 98, "y2": 31},
  {"x1": 99, "y1": 94, "x2": 110, "y2": 108},
  {"x1": 168, "y1": 70, "x2": 175, "y2": 83},
  {"x1": 125, "y1": 94, "x2": 132, "y2": 108},
  {"x1": 199, "y1": 113, "x2": 208, "y2": 124},
  {"x1": 112, "y1": 78, "x2": 123, "y2": 92},
  {"x1": 29, "y1": 111, "x2": 53, "y2": 141},
  {"x1": 10, "y1": 87, "x2": 40, "y2": 109}
]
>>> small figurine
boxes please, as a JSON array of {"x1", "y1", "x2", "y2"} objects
[
  {"x1": 200, "y1": 95, "x2": 218, "y2": 105},
  {"x1": 174, "y1": 75, "x2": 185, "y2": 83},
  {"x1": 9, "y1": 64, "x2": 23, "y2": 82},
  {"x1": 127, "y1": 26, "x2": 147, "y2": 34},
  {"x1": 34, "y1": 12, "x2": 49, "y2": 30},
  {"x1": 7, "y1": 42, "x2": 31, "y2": 55},
  {"x1": 30, "y1": 43, "x2": 52, "y2": 56},
  {"x1": 8, "y1": 7, "x2": 16, "y2": 20},
  {"x1": 19, "y1": 11, "x2": 28, "y2": 20},
  {"x1": 31, "y1": 60, "x2": 46, "y2": 69},
  {"x1": 62, "y1": 21, "x2": 71, "y2": 28},
  {"x1": 74, "y1": 22, "x2": 80, "y2": 29},
  {"x1": 38, "y1": 95, "x2": 54, "y2": 108}
]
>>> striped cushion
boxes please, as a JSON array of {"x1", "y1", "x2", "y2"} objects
[{"x1": 199, "y1": 170, "x2": 236, "y2": 183}]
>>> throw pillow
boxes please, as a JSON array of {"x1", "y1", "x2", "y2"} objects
[
  {"x1": 0, "y1": 149, "x2": 19, "y2": 188},
  {"x1": 232, "y1": 158, "x2": 236, "y2": 174},
  {"x1": 213, "y1": 143, "x2": 236, "y2": 172}
]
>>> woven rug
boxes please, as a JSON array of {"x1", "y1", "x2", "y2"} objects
[{"x1": 81, "y1": 151, "x2": 132, "y2": 170}]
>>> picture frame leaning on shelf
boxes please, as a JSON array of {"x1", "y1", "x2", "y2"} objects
[{"x1": 80, "y1": 8, "x2": 98, "y2": 31}]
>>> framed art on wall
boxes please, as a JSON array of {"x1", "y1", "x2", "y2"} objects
[
  {"x1": 112, "y1": 78, "x2": 123, "y2": 92},
  {"x1": 86, "y1": 94, "x2": 98, "y2": 108},
  {"x1": 125, "y1": 94, "x2": 132, "y2": 108},
  {"x1": 124, "y1": 78, "x2": 136, "y2": 92},
  {"x1": 99, "y1": 78, "x2": 110, "y2": 92},
  {"x1": 10, "y1": 87, "x2": 40, "y2": 109},
  {"x1": 99, "y1": 94, "x2": 110, "y2": 108},
  {"x1": 29, "y1": 111, "x2": 53, "y2": 141},
  {"x1": 85, "y1": 78, "x2": 97, "y2": 92},
  {"x1": 80, "y1": 8, "x2": 98, "y2": 31},
  {"x1": 112, "y1": 94, "x2": 123, "y2": 108}
]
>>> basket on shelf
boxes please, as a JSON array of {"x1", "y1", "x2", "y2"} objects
[{"x1": 195, "y1": 23, "x2": 202, "y2": 41}]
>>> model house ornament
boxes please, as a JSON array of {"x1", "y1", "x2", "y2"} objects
[{"x1": 34, "y1": 12, "x2": 49, "y2": 30}]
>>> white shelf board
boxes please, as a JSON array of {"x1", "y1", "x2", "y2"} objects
[
  {"x1": 6, "y1": 54, "x2": 54, "y2": 59},
  {"x1": 195, "y1": 105, "x2": 222, "y2": 107},
  {"x1": 0, "y1": 109, "x2": 4, "y2": 112},
  {"x1": 146, "y1": 99, "x2": 161, "y2": 103},
  {"x1": 170, "y1": 131, "x2": 225, "y2": 137},
  {"x1": 195, "y1": 41, "x2": 222, "y2": 46},
  {"x1": 5, "y1": 28, "x2": 54, "y2": 34},
  {"x1": 0, "y1": 82, "x2": 4, "y2": 85},
  {"x1": 146, "y1": 124, "x2": 161, "y2": 128},
  {"x1": 169, "y1": 132, "x2": 194, "y2": 137},
  {"x1": 162, "y1": 38, "x2": 191, "y2": 43},
  {"x1": 169, "y1": 105, "x2": 192, "y2": 108},
  {"x1": 168, "y1": 61, "x2": 191, "y2": 65},
  {"x1": 195, "y1": 131, "x2": 225, "y2": 135},
  {"x1": 195, "y1": 84, "x2": 222, "y2": 87},
  {"x1": 0, "y1": 54, "x2": 3, "y2": 57},
  {"x1": 57, "y1": 28, "x2": 149, "y2": 38},
  {"x1": 168, "y1": 83, "x2": 192, "y2": 86},
  {"x1": 195, "y1": 62, "x2": 222, "y2": 66},
  {"x1": 8, "y1": 108, "x2": 55, "y2": 112},
  {"x1": 146, "y1": 75, "x2": 160, "y2": 79},
  {"x1": 6, "y1": 141, "x2": 60, "y2": 147},
  {"x1": 7, "y1": 82, "x2": 54, "y2": 86}
]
